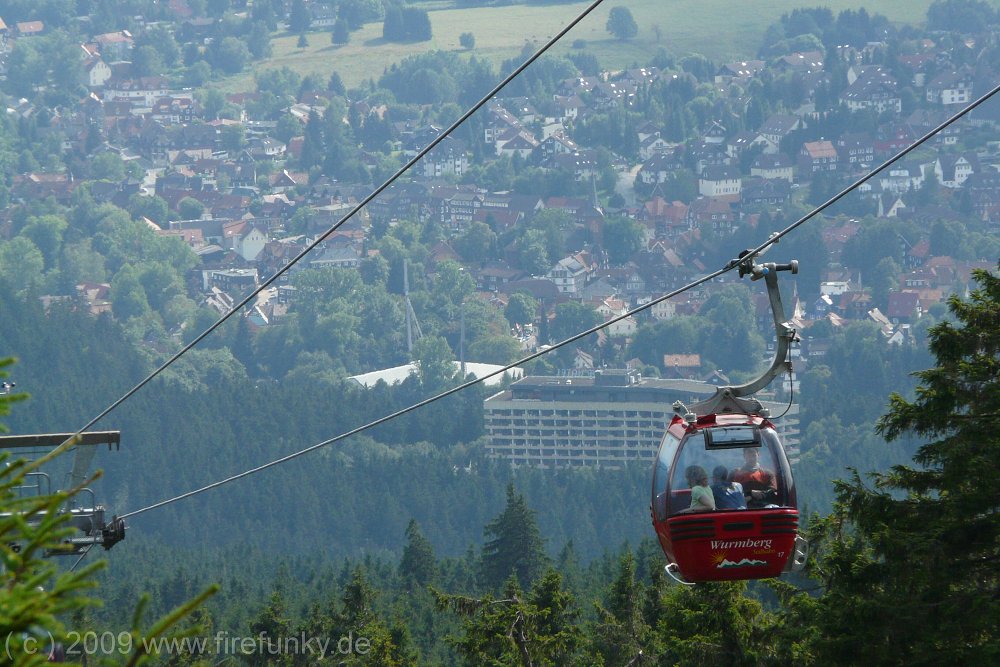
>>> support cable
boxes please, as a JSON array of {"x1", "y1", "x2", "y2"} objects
[
  {"x1": 53, "y1": 0, "x2": 613, "y2": 461},
  {"x1": 120, "y1": 79, "x2": 1000, "y2": 520},
  {"x1": 69, "y1": 544, "x2": 93, "y2": 573}
]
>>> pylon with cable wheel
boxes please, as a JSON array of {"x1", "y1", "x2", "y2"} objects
[{"x1": 0, "y1": 431, "x2": 126, "y2": 556}]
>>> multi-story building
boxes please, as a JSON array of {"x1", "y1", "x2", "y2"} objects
[{"x1": 484, "y1": 370, "x2": 799, "y2": 468}]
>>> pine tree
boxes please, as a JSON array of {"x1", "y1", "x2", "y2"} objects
[
  {"x1": 435, "y1": 569, "x2": 582, "y2": 665},
  {"x1": 481, "y1": 484, "x2": 549, "y2": 590},
  {"x1": 248, "y1": 589, "x2": 293, "y2": 666},
  {"x1": 591, "y1": 551, "x2": 654, "y2": 665},
  {"x1": 331, "y1": 567, "x2": 414, "y2": 666},
  {"x1": 382, "y1": 4, "x2": 405, "y2": 41},
  {"x1": 525, "y1": 570, "x2": 584, "y2": 664},
  {"x1": 288, "y1": 0, "x2": 312, "y2": 34},
  {"x1": 332, "y1": 19, "x2": 350, "y2": 45},
  {"x1": 328, "y1": 72, "x2": 346, "y2": 97},
  {"x1": 300, "y1": 108, "x2": 325, "y2": 169},
  {"x1": 655, "y1": 581, "x2": 776, "y2": 666},
  {"x1": 400, "y1": 519, "x2": 438, "y2": 587},
  {"x1": 797, "y1": 265, "x2": 1000, "y2": 664}
]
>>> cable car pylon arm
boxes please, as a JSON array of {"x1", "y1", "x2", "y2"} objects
[
  {"x1": 731, "y1": 255, "x2": 798, "y2": 398},
  {"x1": 0, "y1": 431, "x2": 126, "y2": 555},
  {"x1": 684, "y1": 251, "x2": 799, "y2": 418}
]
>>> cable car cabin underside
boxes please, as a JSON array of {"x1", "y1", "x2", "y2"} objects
[{"x1": 662, "y1": 509, "x2": 800, "y2": 581}]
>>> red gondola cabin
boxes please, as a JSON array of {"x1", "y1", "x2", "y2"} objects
[{"x1": 651, "y1": 411, "x2": 806, "y2": 582}]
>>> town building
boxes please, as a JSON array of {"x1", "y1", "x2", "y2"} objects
[{"x1": 484, "y1": 370, "x2": 799, "y2": 468}]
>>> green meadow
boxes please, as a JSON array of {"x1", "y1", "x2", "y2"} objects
[{"x1": 232, "y1": 0, "x2": 948, "y2": 92}]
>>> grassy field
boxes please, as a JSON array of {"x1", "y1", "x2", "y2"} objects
[{"x1": 228, "y1": 0, "x2": 949, "y2": 92}]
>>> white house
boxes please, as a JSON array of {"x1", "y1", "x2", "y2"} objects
[
  {"x1": 926, "y1": 70, "x2": 974, "y2": 106},
  {"x1": 547, "y1": 254, "x2": 592, "y2": 293},
  {"x1": 650, "y1": 300, "x2": 678, "y2": 320},
  {"x1": 698, "y1": 166, "x2": 742, "y2": 197},
  {"x1": 750, "y1": 153, "x2": 794, "y2": 183},
  {"x1": 639, "y1": 134, "x2": 672, "y2": 160},
  {"x1": 236, "y1": 225, "x2": 267, "y2": 262},
  {"x1": 934, "y1": 154, "x2": 975, "y2": 188},
  {"x1": 83, "y1": 58, "x2": 111, "y2": 88},
  {"x1": 605, "y1": 315, "x2": 637, "y2": 337}
]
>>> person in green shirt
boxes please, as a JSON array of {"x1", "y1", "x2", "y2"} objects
[{"x1": 686, "y1": 465, "x2": 715, "y2": 512}]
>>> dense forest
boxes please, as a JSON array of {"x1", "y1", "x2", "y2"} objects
[{"x1": 3, "y1": 265, "x2": 998, "y2": 664}]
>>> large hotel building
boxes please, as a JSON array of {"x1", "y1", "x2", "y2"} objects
[{"x1": 484, "y1": 369, "x2": 799, "y2": 468}]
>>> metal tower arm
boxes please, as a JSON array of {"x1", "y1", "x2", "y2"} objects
[
  {"x1": 0, "y1": 431, "x2": 126, "y2": 554},
  {"x1": 729, "y1": 260, "x2": 798, "y2": 398},
  {"x1": 685, "y1": 256, "x2": 798, "y2": 418}
]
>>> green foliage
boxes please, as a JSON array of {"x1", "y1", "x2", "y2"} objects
[
  {"x1": 208, "y1": 36, "x2": 250, "y2": 75},
  {"x1": 288, "y1": 0, "x2": 312, "y2": 34},
  {"x1": 504, "y1": 292, "x2": 538, "y2": 328},
  {"x1": 789, "y1": 265, "x2": 1000, "y2": 664},
  {"x1": 629, "y1": 316, "x2": 704, "y2": 369},
  {"x1": 413, "y1": 335, "x2": 458, "y2": 391},
  {"x1": 468, "y1": 334, "x2": 522, "y2": 366},
  {"x1": 550, "y1": 301, "x2": 602, "y2": 348},
  {"x1": 176, "y1": 197, "x2": 205, "y2": 221},
  {"x1": 20, "y1": 214, "x2": 67, "y2": 270},
  {"x1": 4, "y1": 30, "x2": 82, "y2": 98},
  {"x1": 606, "y1": 7, "x2": 638, "y2": 41},
  {"x1": 436, "y1": 569, "x2": 582, "y2": 665},
  {"x1": 126, "y1": 194, "x2": 171, "y2": 228},
  {"x1": 481, "y1": 484, "x2": 550, "y2": 590},
  {"x1": 110, "y1": 264, "x2": 152, "y2": 321},
  {"x1": 332, "y1": 19, "x2": 351, "y2": 45},
  {"x1": 591, "y1": 552, "x2": 653, "y2": 664},
  {"x1": 926, "y1": 0, "x2": 998, "y2": 32},
  {"x1": 698, "y1": 283, "x2": 765, "y2": 373},
  {"x1": 378, "y1": 52, "x2": 493, "y2": 106},
  {"x1": 760, "y1": 6, "x2": 894, "y2": 56},
  {"x1": 383, "y1": 4, "x2": 432, "y2": 43},
  {"x1": 453, "y1": 222, "x2": 496, "y2": 265},
  {"x1": 654, "y1": 581, "x2": 777, "y2": 665},
  {"x1": 602, "y1": 215, "x2": 645, "y2": 265},
  {"x1": 400, "y1": 519, "x2": 439, "y2": 587},
  {"x1": 0, "y1": 236, "x2": 46, "y2": 295}
]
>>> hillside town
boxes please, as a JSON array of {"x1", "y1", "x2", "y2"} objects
[{"x1": 0, "y1": 2, "x2": 996, "y2": 386}]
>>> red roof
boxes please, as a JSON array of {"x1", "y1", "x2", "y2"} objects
[{"x1": 887, "y1": 291, "x2": 921, "y2": 319}]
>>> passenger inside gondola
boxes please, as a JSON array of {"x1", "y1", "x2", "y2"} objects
[
  {"x1": 685, "y1": 465, "x2": 715, "y2": 512},
  {"x1": 732, "y1": 447, "x2": 778, "y2": 507},
  {"x1": 711, "y1": 465, "x2": 746, "y2": 509}
]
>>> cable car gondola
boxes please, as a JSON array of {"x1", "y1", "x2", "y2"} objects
[{"x1": 651, "y1": 252, "x2": 808, "y2": 583}]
